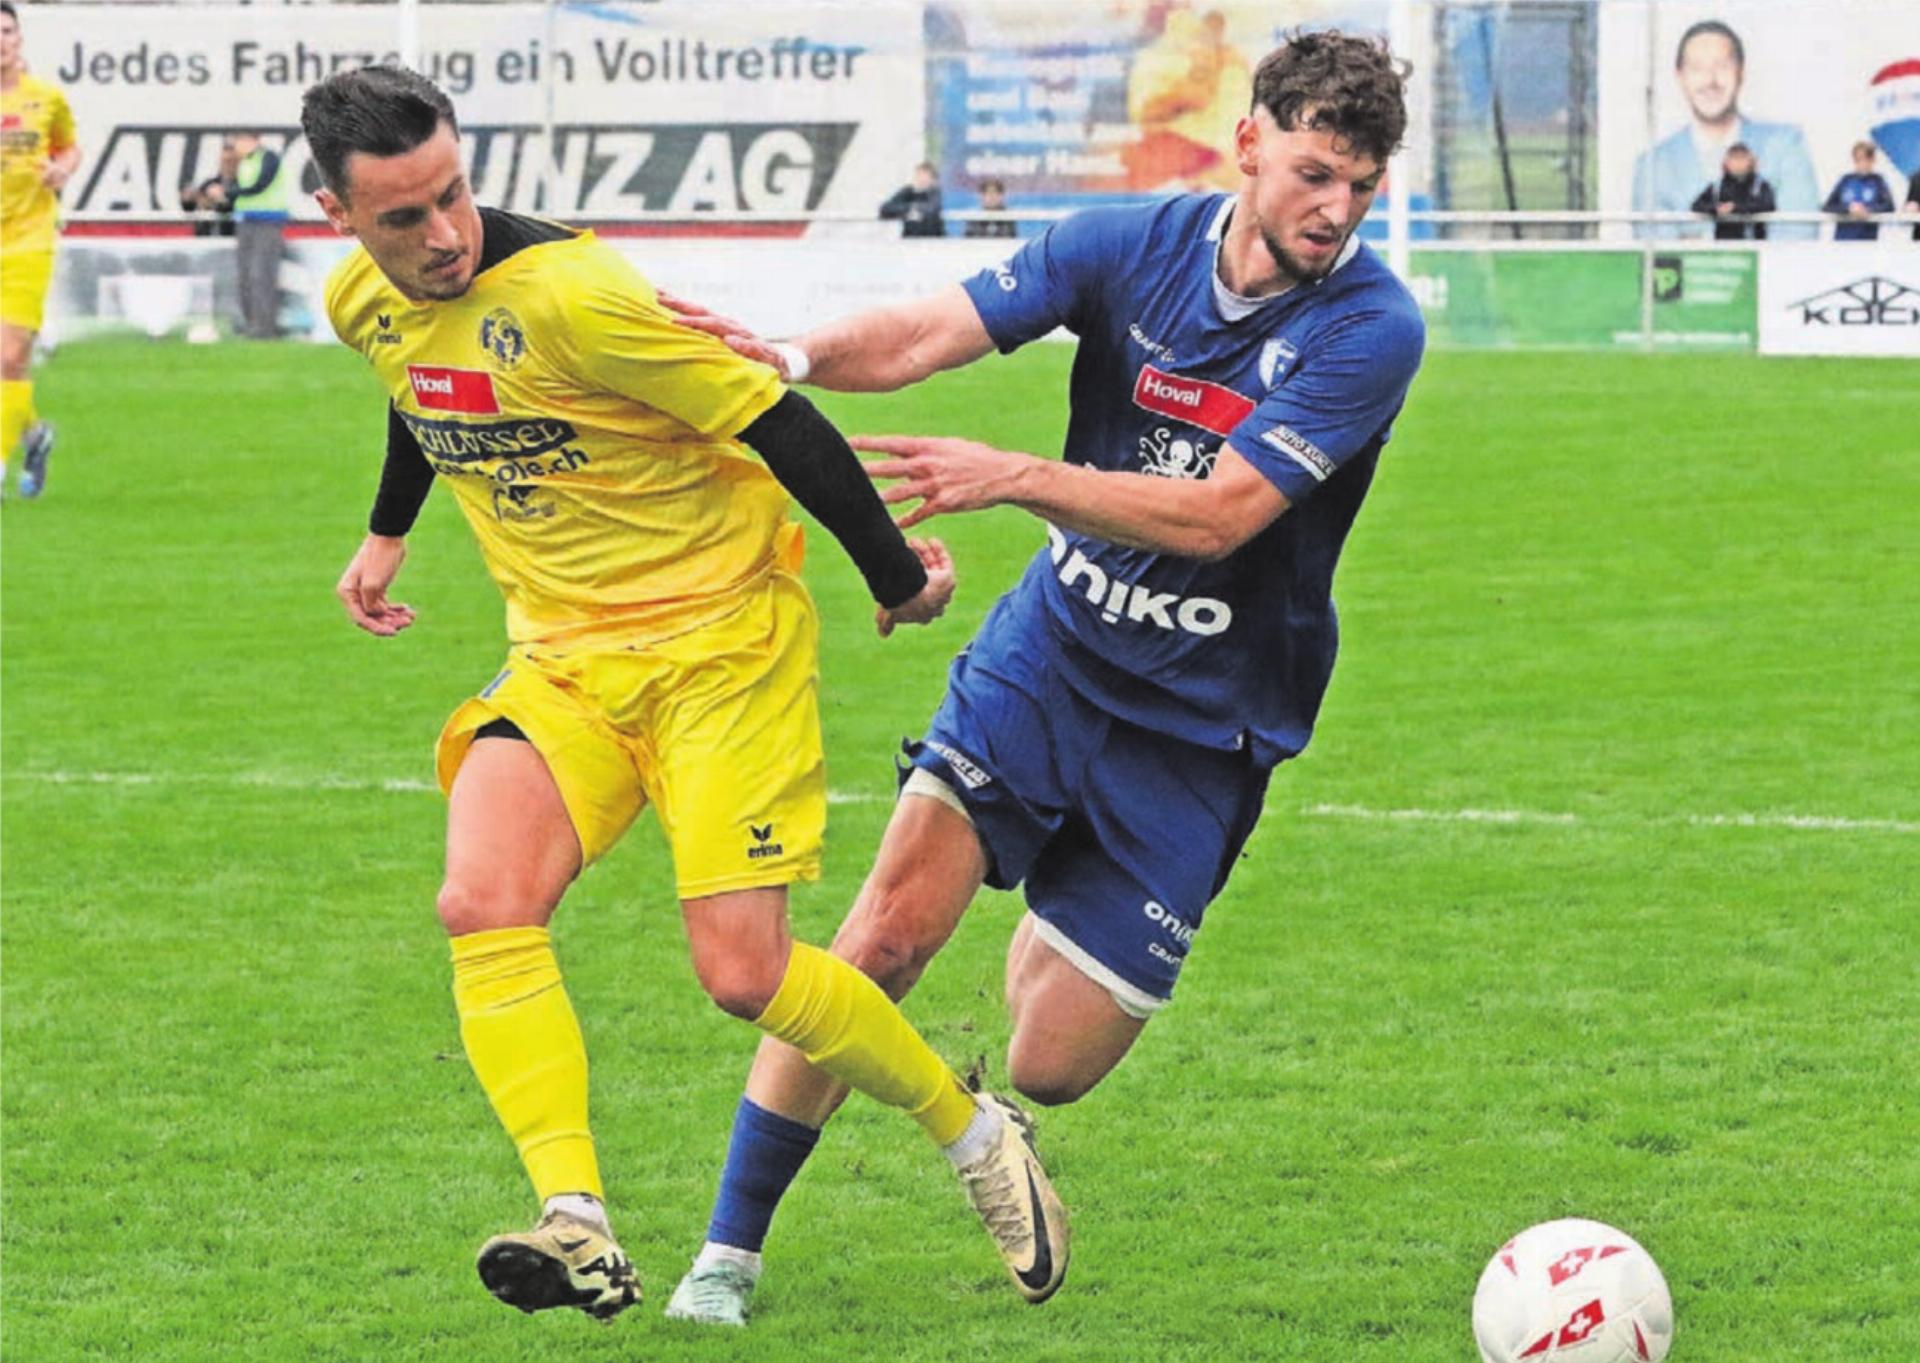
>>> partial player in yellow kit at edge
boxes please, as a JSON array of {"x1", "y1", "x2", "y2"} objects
[
  {"x1": 302, "y1": 64, "x2": 1069, "y2": 1320},
  {"x1": 1, "y1": 0, "x2": 82, "y2": 500}
]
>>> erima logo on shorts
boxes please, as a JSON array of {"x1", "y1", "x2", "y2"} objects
[
  {"x1": 1259, "y1": 425, "x2": 1336, "y2": 482},
  {"x1": 926, "y1": 741, "x2": 991, "y2": 790},
  {"x1": 747, "y1": 822, "x2": 784, "y2": 859},
  {"x1": 407, "y1": 365, "x2": 501, "y2": 415},
  {"x1": 1047, "y1": 525, "x2": 1232, "y2": 636}
]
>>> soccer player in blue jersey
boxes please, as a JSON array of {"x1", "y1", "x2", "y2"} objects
[{"x1": 661, "y1": 30, "x2": 1425, "y2": 1324}]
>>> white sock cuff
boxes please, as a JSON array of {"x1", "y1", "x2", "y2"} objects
[
  {"x1": 543, "y1": 1192, "x2": 609, "y2": 1233},
  {"x1": 941, "y1": 1096, "x2": 1003, "y2": 1168},
  {"x1": 695, "y1": 1241, "x2": 764, "y2": 1277}
]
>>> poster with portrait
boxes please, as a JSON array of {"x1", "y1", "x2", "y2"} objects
[{"x1": 1597, "y1": 0, "x2": 1920, "y2": 239}]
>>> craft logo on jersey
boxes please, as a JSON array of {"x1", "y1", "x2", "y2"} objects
[
  {"x1": 479, "y1": 307, "x2": 528, "y2": 370},
  {"x1": 1138, "y1": 425, "x2": 1216, "y2": 480},
  {"x1": 1258, "y1": 337, "x2": 1299, "y2": 386},
  {"x1": 407, "y1": 365, "x2": 501, "y2": 415},
  {"x1": 747, "y1": 821, "x2": 784, "y2": 860},
  {"x1": 1131, "y1": 365, "x2": 1255, "y2": 437}
]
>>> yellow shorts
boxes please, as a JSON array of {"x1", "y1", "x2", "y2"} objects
[
  {"x1": 0, "y1": 250, "x2": 54, "y2": 332},
  {"x1": 435, "y1": 571, "x2": 827, "y2": 897}
]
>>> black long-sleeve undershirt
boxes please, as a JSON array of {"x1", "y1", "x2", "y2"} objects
[
  {"x1": 367, "y1": 404, "x2": 435, "y2": 537},
  {"x1": 739, "y1": 390, "x2": 927, "y2": 608}
]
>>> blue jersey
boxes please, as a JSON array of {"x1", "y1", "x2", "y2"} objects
[{"x1": 960, "y1": 192, "x2": 1425, "y2": 767}]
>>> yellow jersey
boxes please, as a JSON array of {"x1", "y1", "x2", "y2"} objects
[
  {"x1": 327, "y1": 210, "x2": 794, "y2": 647},
  {"x1": 1, "y1": 74, "x2": 77, "y2": 253}
]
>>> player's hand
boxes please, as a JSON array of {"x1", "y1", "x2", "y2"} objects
[
  {"x1": 40, "y1": 160, "x2": 70, "y2": 191},
  {"x1": 655, "y1": 289, "x2": 792, "y2": 376},
  {"x1": 856, "y1": 434, "x2": 1028, "y2": 530},
  {"x1": 336, "y1": 533, "x2": 417, "y2": 637},
  {"x1": 876, "y1": 538, "x2": 955, "y2": 638},
  {"x1": 1716, "y1": 201, "x2": 1733, "y2": 215}
]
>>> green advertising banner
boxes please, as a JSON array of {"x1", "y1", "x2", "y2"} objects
[{"x1": 1408, "y1": 249, "x2": 1757, "y2": 350}]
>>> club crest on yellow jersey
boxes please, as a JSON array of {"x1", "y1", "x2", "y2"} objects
[{"x1": 480, "y1": 307, "x2": 528, "y2": 371}]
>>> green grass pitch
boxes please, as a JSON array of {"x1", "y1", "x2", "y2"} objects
[{"x1": 3, "y1": 337, "x2": 1915, "y2": 1361}]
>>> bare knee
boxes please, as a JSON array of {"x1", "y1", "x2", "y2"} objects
[
  {"x1": 690, "y1": 941, "x2": 787, "y2": 1021},
  {"x1": 831, "y1": 884, "x2": 947, "y2": 997},
  {"x1": 435, "y1": 875, "x2": 560, "y2": 937},
  {"x1": 1005, "y1": 1042, "x2": 1098, "y2": 1109}
]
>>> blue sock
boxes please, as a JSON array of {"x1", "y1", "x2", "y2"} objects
[{"x1": 705, "y1": 1097, "x2": 822, "y2": 1252}]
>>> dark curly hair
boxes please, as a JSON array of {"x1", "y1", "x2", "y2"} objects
[{"x1": 1251, "y1": 30, "x2": 1410, "y2": 166}]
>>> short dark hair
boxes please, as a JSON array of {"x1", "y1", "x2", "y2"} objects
[
  {"x1": 1726, "y1": 142, "x2": 1751, "y2": 156},
  {"x1": 300, "y1": 65, "x2": 458, "y2": 199},
  {"x1": 1675, "y1": 20, "x2": 1744, "y2": 71},
  {"x1": 0, "y1": 3, "x2": 18, "y2": 22},
  {"x1": 1251, "y1": 30, "x2": 1409, "y2": 166},
  {"x1": 978, "y1": 178, "x2": 1006, "y2": 194}
]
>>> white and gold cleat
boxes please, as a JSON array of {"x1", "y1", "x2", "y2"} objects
[
  {"x1": 957, "y1": 1093, "x2": 1070, "y2": 1303},
  {"x1": 475, "y1": 1210, "x2": 640, "y2": 1320}
]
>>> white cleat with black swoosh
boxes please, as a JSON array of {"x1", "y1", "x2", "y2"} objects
[{"x1": 957, "y1": 1093, "x2": 1070, "y2": 1303}]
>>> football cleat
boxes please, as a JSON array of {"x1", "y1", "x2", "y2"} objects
[
  {"x1": 956, "y1": 1093, "x2": 1070, "y2": 1304},
  {"x1": 17, "y1": 422, "x2": 53, "y2": 499},
  {"x1": 663, "y1": 1260, "x2": 757, "y2": 1327},
  {"x1": 475, "y1": 1210, "x2": 640, "y2": 1320}
]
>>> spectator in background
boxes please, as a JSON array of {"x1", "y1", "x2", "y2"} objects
[
  {"x1": 880, "y1": 162, "x2": 945, "y2": 238},
  {"x1": 224, "y1": 131, "x2": 290, "y2": 336},
  {"x1": 1900, "y1": 166, "x2": 1918, "y2": 242},
  {"x1": 1823, "y1": 140, "x2": 1894, "y2": 241},
  {"x1": 1632, "y1": 19, "x2": 1817, "y2": 240},
  {"x1": 180, "y1": 136, "x2": 238, "y2": 238},
  {"x1": 1691, "y1": 142, "x2": 1774, "y2": 239},
  {"x1": 964, "y1": 178, "x2": 1017, "y2": 238}
]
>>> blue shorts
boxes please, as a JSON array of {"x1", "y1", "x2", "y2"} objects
[{"x1": 907, "y1": 599, "x2": 1270, "y2": 1014}]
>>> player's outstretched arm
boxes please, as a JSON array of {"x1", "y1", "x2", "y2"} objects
[
  {"x1": 858, "y1": 435, "x2": 1289, "y2": 562},
  {"x1": 336, "y1": 533, "x2": 415, "y2": 636},
  {"x1": 337, "y1": 405, "x2": 435, "y2": 635},
  {"x1": 660, "y1": 284, "x2": 994, "y2": 394},
  {"x1": 738, "y1": 391, "x2": 954, "y2": 636}
]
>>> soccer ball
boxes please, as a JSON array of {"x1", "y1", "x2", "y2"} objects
[{"x1": 1471, "y1": 1218, "x2": 1674, "y2": 1362}]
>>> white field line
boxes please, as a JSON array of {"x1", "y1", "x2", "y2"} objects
[
  {"x1": 1301, "y1": 802, "x2": 1920, "y2": 836},
  {"x1": 10, "y1": 769, "x2": 1916, "y2": 834}
]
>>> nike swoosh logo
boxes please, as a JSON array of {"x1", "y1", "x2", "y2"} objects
[
  {"x1": 556, "y1": 1237, "x2": 590, "y2": 1253},
  {"x1": 1014, "y1": 1167, "x2": 1054, "y2": 1292}
]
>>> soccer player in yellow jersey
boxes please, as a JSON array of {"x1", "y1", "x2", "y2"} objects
[
  {"x1": 0, "y1": 1, "x2": 81, "y2": 499},
  {"x1": 301, "y1": 65, "x2": 1068, "y2": 1322}
]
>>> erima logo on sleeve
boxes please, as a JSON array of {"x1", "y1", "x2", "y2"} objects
[{"x1": 407, "y1": 365, "x2": 501, "y2": 415}]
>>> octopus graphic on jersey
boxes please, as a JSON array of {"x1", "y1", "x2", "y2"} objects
[{"x1": 1137, "y1": 425, "x2": 1217, "y2": 480}]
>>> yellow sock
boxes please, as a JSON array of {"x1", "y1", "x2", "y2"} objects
[
  {"x1": 754, "y1": 941, "x2": 977, "y2": 1146},
  {"x1": 0, "y1": 379, "x2": 31, "y2": 472},
  {"x1": 450, "y1": 926, "x2": 603, "y2": 1202}
]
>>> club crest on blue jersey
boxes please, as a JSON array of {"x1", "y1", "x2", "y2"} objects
[
  {"x1": 1258, "y1": 337, "x2": 1299, "y2": 387},
  {"x1": 479, "y1": 307, "x2": 528, "y2": 371}
]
